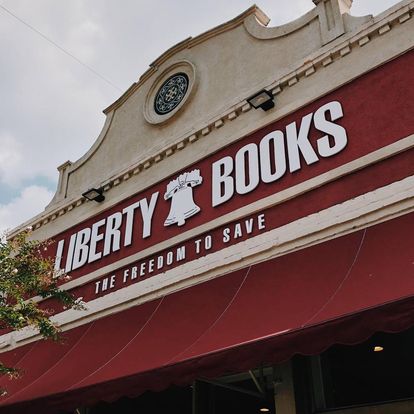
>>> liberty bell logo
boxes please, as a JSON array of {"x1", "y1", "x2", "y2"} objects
[{"x1": 164, "y1": 169, "x2": 203, "y2": 227}]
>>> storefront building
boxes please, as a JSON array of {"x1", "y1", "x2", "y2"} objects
[{"x1": 1, "y1": 0, "x2": 414, "y2": 412}]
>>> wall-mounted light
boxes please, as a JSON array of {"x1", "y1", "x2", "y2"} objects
[
  {"x1": 373, "y1": 346, "x2": 384, "y2": 352},
  {"x1": 82, "y1": 188, "x2": 105, "y2": 203},
  {"x1": 247, "y1": 89, "x2": 275, "y2": 111},
  {"x1": 259, "y1": 408, "x2": 270, "y2": 413}
]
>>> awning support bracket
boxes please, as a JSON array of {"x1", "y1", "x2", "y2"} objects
[
  {"x1": 199, "y1": 378, "x2": 264, "y2": 399},
  {"x1": 248, "y1": 369, "x2": 266, "y2": 396}
]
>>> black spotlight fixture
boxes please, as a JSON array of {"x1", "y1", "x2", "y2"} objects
[
  {"x1": 247, "y1": 89, "x2": 275, "y2": 111},
  {"x1": 82, "y1": 187, "x2": 105, "y2": 203}
]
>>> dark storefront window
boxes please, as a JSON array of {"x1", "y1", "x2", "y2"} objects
[
  {"x1": 310, "y1": 327, "x2": 414, "y2": 411},
  {"x1": 89, "y1": 385, "x2": 192, "y2": 414},
  {"x1": 193, "y1": 370, "x2": 275, "y2": 414},
  {"x1": 87, "y1": 368, "x2": 275, "y2": 414}
]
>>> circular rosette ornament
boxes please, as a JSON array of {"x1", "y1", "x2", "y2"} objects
[
  {"x1": 154, "y1": 73, "x2": 189, "y2": 115},
  {"x1": 144, "y1": 61, "x2": 197, "y2": 125}
]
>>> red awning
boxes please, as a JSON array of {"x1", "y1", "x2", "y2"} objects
[{"x1": 0, "y1": 211, "x2": 414, "y2": 413}]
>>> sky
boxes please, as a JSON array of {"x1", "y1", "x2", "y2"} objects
[{"x1": 0, "y1": 0, "x2": 401, "y2": 233}]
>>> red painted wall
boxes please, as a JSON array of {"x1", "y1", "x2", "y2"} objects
[{"x1": 43, "y1": 48, "x2": 414, "y2": 303}]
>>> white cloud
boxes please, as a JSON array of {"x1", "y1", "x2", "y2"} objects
[
  {"x1": 0, "y1": 132, "x2": 23, "y2": 185},
  {"x1": 0, "y1": 185, "x2": 54, "y2": 233},
  {"x1": 0, "y1": 0, "x2": 116, "y2": 187}
]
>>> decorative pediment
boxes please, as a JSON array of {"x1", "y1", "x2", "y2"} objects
[{"x1": 48, "y1": 1, "x2": 369, "y2": 208}]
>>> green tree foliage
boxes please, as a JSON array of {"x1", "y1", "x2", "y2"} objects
[{"x1": 0, "y1": 229, "x2": 83, "y2": 386}]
